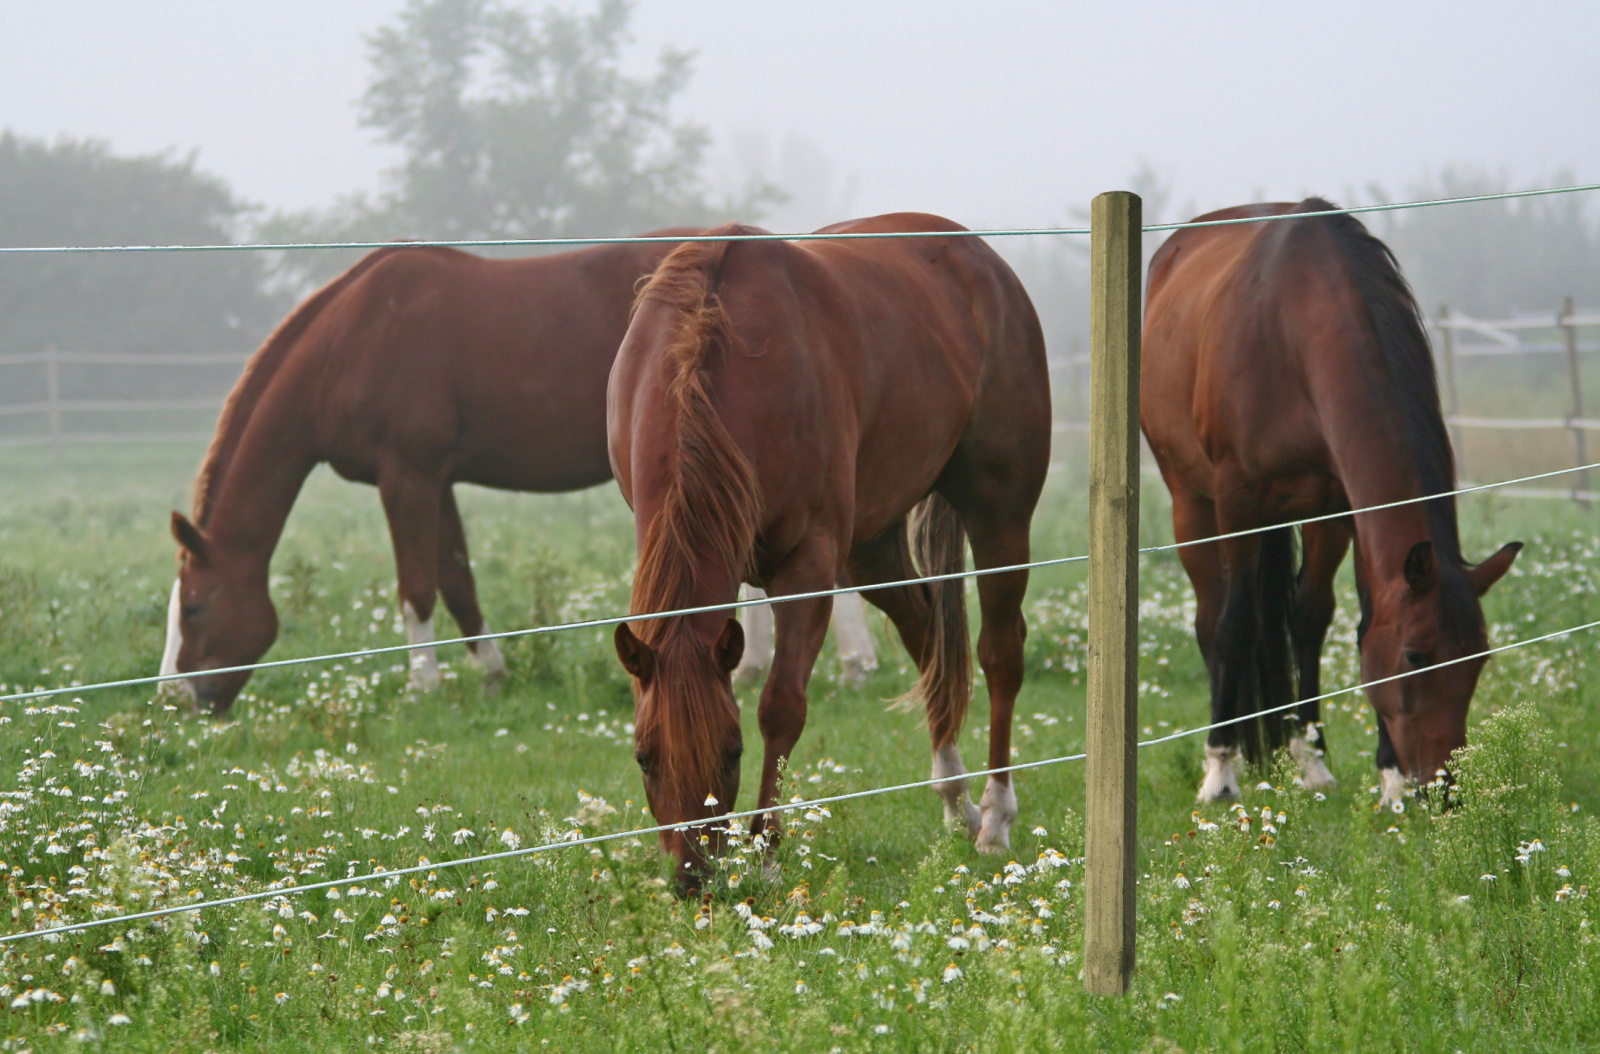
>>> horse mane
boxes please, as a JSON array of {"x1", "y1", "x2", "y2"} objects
[
  {"x1": 628, "y1": 226, "x2": 763, "y2": 803},
  {"x1": 191, "y1": 248, "x2": 399, "y2": 526},
  {"x1": 1297, "y1": 199, "x2": 1464, "y2": 569}
]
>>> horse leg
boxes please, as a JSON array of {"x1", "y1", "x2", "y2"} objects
[
  {"x1": 832, "y1": 590, "x2": 879, "y2": 689},
  {"x1": 1170, "y1": 487, "x2": 1241, "y2": 801},
  {"x1": 1376, "y1": 717, "x2": 1405, "y2": 808},
  {"x1": 751, "y1": 552, "x2": 835, "y2": 842},
  {"x1": 378, "y1": 471, "x2": 445, "y2": 693},
  {"x1": 436, "y1": 485, "x2": 507, "y2": 690},
  {"x1": 732, "y1": 585, "x2": 775, "y2": 688},
  {"x1": 961, "y1": 516, "x2": 1031, "y2": 854},
  {"x1": 847, "y1": 528, "x2": 982, "y2": 835},
  {"x1": 1289, "y1": 520, "x2": 1350, "y2": 789}
]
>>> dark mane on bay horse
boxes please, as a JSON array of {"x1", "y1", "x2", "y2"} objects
[{"x1": 1142, "y1": 197, "x2": 1520, "y2": 807}]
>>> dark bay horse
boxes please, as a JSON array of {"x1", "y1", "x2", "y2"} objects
[
  {"x1": 160, "y1": 236, "x2": 696, "y2": 712},
  {"x1": 607, "y1": 215, "x2": 1051, "y2": 888},
  {"x1": 1141, "y1": 199, "x2": 1520, "y2": 806}
]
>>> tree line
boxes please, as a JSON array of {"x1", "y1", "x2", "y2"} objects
[{"x1": 1, "y1": 0, "x2": 1595, "y2": 366}]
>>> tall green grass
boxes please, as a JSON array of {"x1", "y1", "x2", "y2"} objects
[{"x1": 0, "y1": 445, "x2": 1596, "y2": 1052}]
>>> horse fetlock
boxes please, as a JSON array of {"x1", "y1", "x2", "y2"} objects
[
  {"x1": 1378, "y1": 766, "x2": 1407, "y2": 810},
  {"x1": 403, "y1": 601, "x2": 440, "y2": 693},
  {"x1": 976, "y1": 776, "x2": 1018, "y2": 854},
  {"x1": 1197, "y1": 744, "x2": 1242, "y2": 803},
  {"x1": 471, "y1": 632, "x2": 508, "y2": 684},
  {"x1": 932, "y1": 743, "x2": 981, "y2": 834},
  {"x1": 1289, "y1": 736, "x2": 1337, "y2": 789},
  {"x1": 839, "y1": 651, "x2": 878, "y2": 690}
]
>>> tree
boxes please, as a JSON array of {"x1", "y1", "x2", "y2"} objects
[
  {"x1": 0, "y1": 132, "x2": 286, "y2": 358},
  {"x1": 268, "y1": 0, "x2": 773, "y2": 289},
  {"x1": 1365, "y1": 168, "x2": 1600, "y2": 318}
]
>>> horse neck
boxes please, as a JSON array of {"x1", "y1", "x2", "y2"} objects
[
  {"x1": 202, "y1": 398, "x2": 319, "y2": 571},
  {"x1": 1320, "y1": 409, "x2": 1445, "y2": 603}
]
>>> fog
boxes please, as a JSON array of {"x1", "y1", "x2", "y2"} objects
[
  {"x1": 2, "y1": 2, "x2": 1598, "y2": 443},
  {"x1": 3, "y1": 2, "x2": 1597, "y2": 227}
]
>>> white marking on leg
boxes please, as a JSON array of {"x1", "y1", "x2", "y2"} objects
[
  {"x1": 932, "y1": 742, "x2": 982, "y2": 834},
  {"x1": 159, "y1": 578, "x2": 183, "y2": 678},
  {"x1": 832, "y1": 590, "x2": 879, "y2": 689},
  {"x1": 732, "y1": 585, "x2": 774, "y2": 687},
  {"x1": 1289, "y1": 736, "x2": 1337, "y2": 790},
  {"x1": 1378, "y1": 766, "x2": 1407, "y2": 810},
  {"x1": 157, "y1": 579, "x2": 194, "y2": 700},
  {"x1": 403, "y1": 601, "x2": 440, "y2": 692},
  {"x1": 1197, "y1": 744, "x2": 1242, "y2": 803},
  {"x1": 976, "y1": 776, "x2": 1019, "y2": 854},
  {"x1": 469, "y1": 624, "x2": 508, "y2": 685}
]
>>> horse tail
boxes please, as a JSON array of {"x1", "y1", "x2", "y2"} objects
[
  {"x1": 192, "y1": 246, "x2": 403, "y2": 526},
  {"x1": 1242, "y1": 525, "x2": 1299, "y2": 767},
  {"x1": 905, "y1": 493, "x2": 973, "y2": 747}
]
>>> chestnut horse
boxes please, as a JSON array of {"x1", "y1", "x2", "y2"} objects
[
  {"x1": 1141, "y1": 199, "x2": 1520, "y2": 806},
  {"x1": 162, "y1": 236, "x2": 877, "y2": 713},
  {"x1": 159, "y1": 237, "x2": 696, "y2": 712},
  {"x1": 608, "y1": 215, "x2": 1050, "y2": 888}
]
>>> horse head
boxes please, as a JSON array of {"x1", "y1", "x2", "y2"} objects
[
  {"x1": 164, "y1": 511, "x2": 279, "y2": 714},
  {"x1": 1362, "y1": 538, "x2": 1521, "y2": 785},
  {"x1": 615, "y1": 617, "x2": 745, "y2": 893}
]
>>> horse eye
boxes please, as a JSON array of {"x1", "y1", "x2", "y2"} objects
[
  {"x1": 181, "y1": 604, "x2": 202, "y2": 620},
  {"x1": 1403, "y1": 649, "x2": 1431, "y2": 669},
  {"x1": 635, "y1": 753, "x2": 654, "y2": 775}
]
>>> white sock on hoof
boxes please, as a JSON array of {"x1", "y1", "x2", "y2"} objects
[
  {"x1": 932, "y1": 743, "x2": 982, "y2": 834},
  {"x1": 471, "y1": 626, "x2": 508, "y2": 684},
  {"x1": 403, "y1": 601, "x2": 441, "y2": 692},
  {"x1": 1289, "y1": 736, "x2": 1337, "y2": 789},
  {"x1": 1198, "y1": 744, "x2": 1242, "y2": 803},
  {"x1": 832, "y1": 591, "x2": 879, "y2": 689},
  {"x1": 976, "y1": 776, "x2": 1018, "y2": 854},
  {"x1": 1378, "y1": 766, "x2": 1407, "y2": 810}
]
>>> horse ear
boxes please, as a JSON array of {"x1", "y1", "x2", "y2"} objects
[
  {"x1": 1403, "y1": 541, "x2": 1435, "y2": 594},
  {"x1": 613, "y1": 623, "x2": 655, "y2": 683},
  {"x1": 171, "y1": 512, "x2": 209, "y2": 564},
  {"x1": 714, "y1": 617, "x2": 745, "y2": 675},
  {"x1": 1466, "y1": 541, "x2": 1523, "y2": 597}
]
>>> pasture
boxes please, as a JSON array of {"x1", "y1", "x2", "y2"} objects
[{"x1": 1, "y1": 441, "x2": 1597, "y2": 1052}]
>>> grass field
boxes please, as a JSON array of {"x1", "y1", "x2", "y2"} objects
[{"x1": 0, "y1": 442, "x2": 1598, "y2": 1052}]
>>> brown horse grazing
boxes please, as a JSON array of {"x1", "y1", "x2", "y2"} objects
[
  {"x1": 1141, "y1": 199, "x2": 1521, "y2": 807},
  {"x1": 160, "y1": 235, "x2": 697, "y2": 712},
  {"x1": 607, "y1": 215, "x2": 1051, "y2": 889}
]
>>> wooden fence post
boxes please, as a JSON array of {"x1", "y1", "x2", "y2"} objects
[
  {"x1": 1562, "y1": 296, "x2": 1588, "y2": 501},
  {"x1": 1437, "y1": 305, "x2": 1464, "y2": 478},
  {"x1": 45, "y1": 344, "x2": 62, "y2": 464},
  {"x1": 1084, "y1": 190, "x2": 1141, "y2": 996}
]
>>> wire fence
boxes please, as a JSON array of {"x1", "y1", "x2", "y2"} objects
[
  {"x1": 0, "y1": 182, "x2": 1595, "y2": 256},
  {"x1": 4, "y1": 458, "x2": 1596, "y2": 708},
  {"x1": 3, "y1": 178, "x2": 1600, "y2": 950},
  {"x1": 5, "y1": 610, "x2": 1595, "y2": 948}
]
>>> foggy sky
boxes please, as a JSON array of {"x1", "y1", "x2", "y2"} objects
[{"x1": 2, "y1": 1, "x2": 1597, "y2": 232}]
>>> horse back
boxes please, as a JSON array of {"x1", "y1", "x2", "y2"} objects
[{"x1": 1143, "y1": 204, "x2": 1374, "y2": 508}]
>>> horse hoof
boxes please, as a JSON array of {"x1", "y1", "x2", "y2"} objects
[
  {"x1": 839, "y1": 656, "x2": 877, "y2": 691},
  {"x1": 1197, "y1": 744, "x2": 1242, "y2": 803},
  {"x1": 975, "y1": 833, "x2": 1010, "y2": 855},
  {"x1": 1289, "y1": 736, "x2": 1337, "y2": 790},
  {"x1": 1378, "y1": 767, "x2": 1406, "y2": 810}
]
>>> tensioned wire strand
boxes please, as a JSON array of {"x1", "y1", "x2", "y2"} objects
[
  {"x1": 2, "y1": 613, "x2": 1594, "y2": 947},
  {"x1": 3, "y1": 459, "x2": 1595, "y2": 707},
  {"x1": 0, "y1": 183, "x2": 1596, "y2": 255}
]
